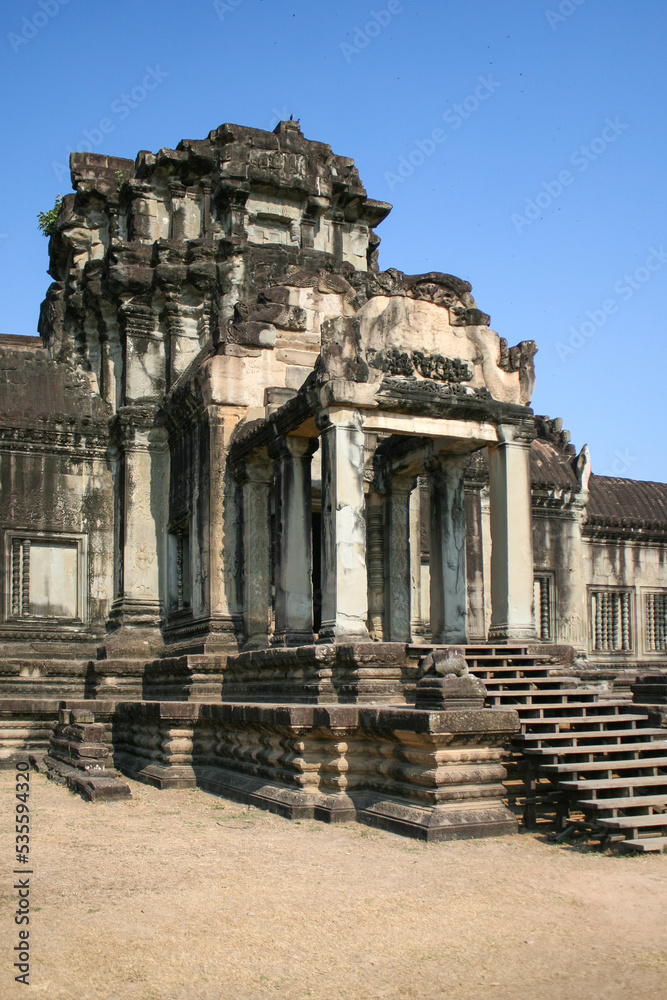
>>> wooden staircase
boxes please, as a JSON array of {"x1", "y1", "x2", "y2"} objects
[{"x1": 441, "y1": 646, "x2": 667, "y2": 853}]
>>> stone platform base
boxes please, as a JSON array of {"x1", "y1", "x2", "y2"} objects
[
  {"x1": 111, "y1": 700, "x2": 519, "y2": 841},
  {"x1": 0, "y1": 699, "x2": 62, "y2": 767},
  {"x1": 222, "y1": 642, "x2": 409, "y2": 703}
]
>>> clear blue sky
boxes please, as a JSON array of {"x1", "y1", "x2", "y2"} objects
[{"x1": 1, "y1": 0, "x2": 665, "y2": 482}]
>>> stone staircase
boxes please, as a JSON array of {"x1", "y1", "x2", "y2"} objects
[{"x1": 463, "y1": 646, "x2": 667, "y2": 853}]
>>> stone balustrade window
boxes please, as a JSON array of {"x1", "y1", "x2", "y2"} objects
[
  {"x1": 6, "y1": 531, "x2": 86, "y2": 623},
  {"x1": 168, "y1": 525, "x2": 191, "y2": 614},
  {"x1": 591, "y1": 589, "x2": 632, "y2": 652},
  {"x1": 645, "y1": 592, "x2": 667, "y2": 652},
  {"x1": 533, "y1": 575, "x2": 553, "y2": 641}
]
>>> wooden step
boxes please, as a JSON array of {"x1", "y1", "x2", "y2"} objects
[
  {"x1": 598, "y1": 813, "x2": 667, "y2": 831},
  {"x1": 577, "y1": 794, "x2": 667, "y2": 811},
  {"x1": 480, "y1": 677, "x2": 577, "y2": 687},
  {"x1": 619, "y1": 836, "x2": 667, "y2": 853},
  {"x1": 517, "y1": 728, "x2": 666, "y2": 746},
  {"x1": 523, "y1": 714, "x2": 649, "y2": 730},
  {"x1": 541, "y1": 757, "x2": 667, "y2": 776},
  {"x1": 524, "y1": 741, "x2": 667, "y2": 759},
  {"x1": 487, "y1": 693, "x2": 601, "y2": 707},
  {"x1": 560, "y1": 775, "x2": 667, "y2": 792}
]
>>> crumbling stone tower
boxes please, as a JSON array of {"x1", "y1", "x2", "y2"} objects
[{"x1": 35, "y1": 117, "x2": 537, "y2": 667}]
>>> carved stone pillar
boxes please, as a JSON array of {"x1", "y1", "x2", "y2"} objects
[
  {"x1": 427, "y1": 456, "x2": 468, "y2": 645},
  {"x1": 107, "y1": 407, "x2": 169, "y2": 651},
  {"x1": 317, "y1": 409, "x2": 369, "y2": 643},
  {"x1": 488, "y1": 424, "x2": 538, "y2": 642},
  {"x1": 410, "y1": 482, "x2": 424, "y2": 642},
  {"x1": 270, "y1": 436, "x2": 317, "y2": 646},
  {"x1": 168, "y1": 180, "x2": 187, "y2": 241},
  {"x1": 384, "y1": 475, "x2": 415, "y2": 643},
  {"x1": 129, "y1": 181, "x2": 159, "y2": 242},
  {"x1": 119, "y1": 298, "x2": 164, "y2": 404},
  {"x1": 238, "y1": 452, "x2": 273, "y2": 649},
  {"x1": 366, "y1": 492, "x2": 385, "y2": 640}
]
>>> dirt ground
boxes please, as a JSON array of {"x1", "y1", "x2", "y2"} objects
[{"x1": 1, "y1": 770, "x2": 666, "y2": 1000}]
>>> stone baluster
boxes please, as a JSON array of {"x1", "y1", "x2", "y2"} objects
[
  {"x1": 12, "y1": 539, "x2": 21, "y2": 617},
  {"x1": 21, "y1": 539, "x2": 31, "y2": 616}
]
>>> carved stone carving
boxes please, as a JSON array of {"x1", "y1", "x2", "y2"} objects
[
  {"x1": 412, "y1": 352, "x2": 472, "y2": 383},
  {"x1": 367, "y1": 347, "x2": 414, "y2": 377}
]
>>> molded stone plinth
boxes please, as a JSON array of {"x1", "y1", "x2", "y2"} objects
[
  {"x1": 110, "y1": 699, "x2": 520, "y2": 841},
  {"x1": 222, "y1": 641, "x2": 407, "y2": 703}
]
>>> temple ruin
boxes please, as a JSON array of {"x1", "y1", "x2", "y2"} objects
[{"x1": 1, "y1": 119, "x2": 666, "y2": 847}]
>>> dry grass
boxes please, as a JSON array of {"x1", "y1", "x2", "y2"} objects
[{"x1": 1, "y1": 770, "x2": 666, "y2": 999}]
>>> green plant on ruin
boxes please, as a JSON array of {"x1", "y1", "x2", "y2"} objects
[
  {"x1": 37, "y1": 194, "x2": 62, "y2": 237},
  {"x1": 115, "y1": 169, "x2": 124, "y2": 193}
]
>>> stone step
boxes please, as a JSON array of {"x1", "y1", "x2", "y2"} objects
[
  {"x1": 619, "y1": 836, "x2": 667, "y2": 853},
  {"x1": 517, "y1": 728, "x2": 667, "y2": 746},
  {"x1": 578, "y1": 794, "x2": 667, "y2": 812},
  {"x1": 541, "y1": 757, "x2": 667, "y2": 776}
]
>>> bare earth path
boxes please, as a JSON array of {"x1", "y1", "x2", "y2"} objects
[{"x1": 1, "y1": 770, "x2": 666, "y2": 1000}]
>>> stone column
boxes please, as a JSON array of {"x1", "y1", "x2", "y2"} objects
[
  {"x1": 238, "y1": 452, "x2": 273, "y2": 649},
  {"x1": 556, "y1": 499, "x2": 587, "y2": 652},
  {"x1": 487, "y1": 424, "x2": 538, "y2": 642},
  {"x1": 316, "y1": 409, "x2": 369, "y2": 643},
  {"x1": 427, "y1": 456, "x2": 468, "y2": 645},
  {"x1": 384, "y1": 475, "x2": 415, "y2": 642},
  {"x1": 409, "y1": 482, "x2": 424, "y2": 642},
  {"x1": 107, "y1": 408, "x2": 169, "y2": 651},
  {"x1": 464, "y1": 481, "x2": 487, "y2": 642},
  {"x1": 205, "y1": 406, "x2": 245, "y2": 646},
  {"x1": 270, "y1": 436, "x2": 317, "y2": 646},
  {"x1": 366, "y1": 492, "x2": 385, "y2": 640}
]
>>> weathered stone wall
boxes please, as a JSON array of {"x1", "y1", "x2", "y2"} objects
[{"x1": 0, "y1": 339, "x2": 113, "y2": 659}]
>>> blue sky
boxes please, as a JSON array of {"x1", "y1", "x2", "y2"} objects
[{"x1": 1, "y1": 0, "x2": 665, "y2": 481}]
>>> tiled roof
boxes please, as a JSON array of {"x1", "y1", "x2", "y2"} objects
[
  {"x1": 587, "y1": 475, "x2": 667, "y2": 526},
  {"x1": 530, "y1": 438, "x2": 579, "y2": 489}
]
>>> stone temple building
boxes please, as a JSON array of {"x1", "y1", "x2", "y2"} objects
[{"x1": 1, "y1": 120, "x2": 666, "y2": 844}]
